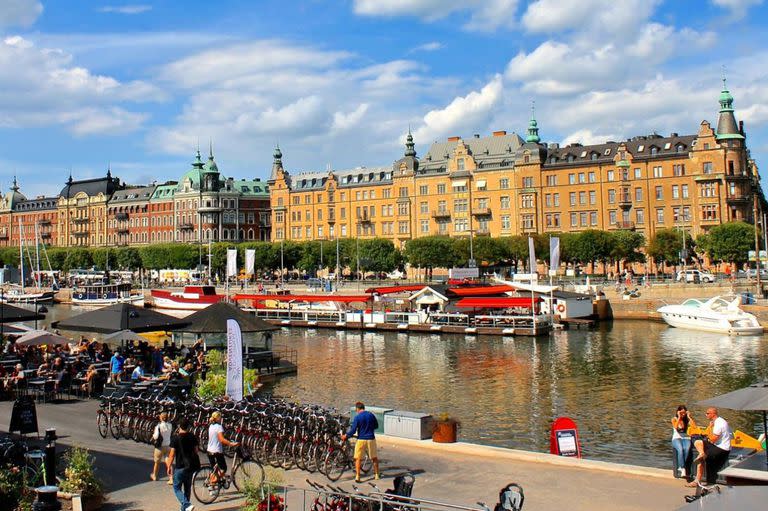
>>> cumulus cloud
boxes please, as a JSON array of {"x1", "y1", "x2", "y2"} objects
[
  {"x1": 711, "y1": 0, "x2": 763, "y2": 20},
  {"x1": 408, "y1": 41, "x2": 443, "y2": 54},
  {"x1": 98, "y1": 5, "x2": 152, "y2": 14},
  {"x1": 353, "y1": 0, "x2": 518, "y2": 32},
  {"x1": 561, "y1": 129, "x2": 622, "y2": 147},
  {"x1": 413, "y1": 75, "x2": 503, "y2": 143},
  {"x1": 0, "y1": 0, "x2": 43, "y2": 28},
  {"x1": 331, "y1": 104, "x2": 369, "y2": 133},
  {"x1": 0, "y1": 35, "x2": 161, "y2": 135}
]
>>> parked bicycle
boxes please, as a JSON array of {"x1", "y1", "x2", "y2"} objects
[{"x1": 192, "y1": 446, "x2": 265, "y2": 504}]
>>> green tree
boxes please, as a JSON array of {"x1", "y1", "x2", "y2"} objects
[
  {"x1": 569, "y1": 229, "x2": 615, "y2": 272},
  {"x1": 648, "y1": 228, "x2": 694, "y2": 267},
  {"x1": 358, "y1": 238, "x2": 400, "y2": 273},
  {"x1": 611, "y1": 230, "x2": 646, "y2": 270},
  {"x1": 114, "y1": 247, "x2": 142, "y2": 270},
  {"x1": 454, "y1": 237, "x2": 507, "y2": 267},
  {"x1": 63, "y1": 248, "x2": 93, "y2": 272},
  {"x1": 697, "y1": 221, "x2": 754, "y2": 265},
  {"x1": 90, "y1": 248, "x2": 115, "y2": 270},
  {"x1": 0, "y1": 247, "x2": 19, "y2": 268},
  {"x1": 404, "y1": 236, "x2": 460, "y2": 278}
]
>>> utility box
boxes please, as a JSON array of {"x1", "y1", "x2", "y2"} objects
[
  {"x1": 384, "y1": 410, "x2": 433, "y2": 440},
  {"x1": 349, "y1": 406, "x2": 392, "y2": 435}
]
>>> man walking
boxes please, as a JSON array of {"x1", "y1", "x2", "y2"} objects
[
  {"x1": 109, "y1": 349, "x2": 125, "y2": 383},
  {"x1": 167, "y1": 418, "x2": 199, "y2": 511},
  {"x1": 341, "y1": 402, "x2": 380, "y2": 483},
  {"x1": 689, "y1": 407, "x2": 731, "y2": 486}
]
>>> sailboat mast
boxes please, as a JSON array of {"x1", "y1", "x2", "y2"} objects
[
  {"x1": 17, "y1": 218, "x2": 24, "y2": 291},
  {"x1": 34, "y1": 222, "x2": 41, "y2": 289}
]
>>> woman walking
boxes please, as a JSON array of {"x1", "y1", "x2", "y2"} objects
[{"x1": 151, "y1": 412, "x2": 173, "y2": 483}]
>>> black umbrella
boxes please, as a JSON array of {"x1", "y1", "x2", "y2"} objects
[
  {"x1": 176, "y1": 302, "x2": 277, "y2": 334},
  {"x1": 51, "y1": 303, "x2": 189, "y2": 334},
  {"x1": 0, "y1": 303, "x2": 45, "y2": 323},
  {"x1": 698, "y1": 381, "x2": 768, "y2": 466}
]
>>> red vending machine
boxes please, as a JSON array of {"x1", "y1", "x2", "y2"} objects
[{"x1": 550, "y1": 417, "x2": 581, "y2": 458}]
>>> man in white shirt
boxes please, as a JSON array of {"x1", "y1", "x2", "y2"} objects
[{"x1": 689, "y1": 407, "x2": 731, "y2": 486}]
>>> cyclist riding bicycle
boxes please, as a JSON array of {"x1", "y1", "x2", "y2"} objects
[{"x1": 206, "y1": 411, "x2": 239, "y2": 484}]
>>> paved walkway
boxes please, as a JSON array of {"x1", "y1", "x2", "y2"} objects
[{"x1": 0, "y1": 399, "x2": 691, "y2": 510}]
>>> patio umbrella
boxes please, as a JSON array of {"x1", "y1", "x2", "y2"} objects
[
  {"x1": 697, "y1": 381, "x2": 768, "y2": 465},
  {"x1": 101, "y1": 329, "x2": 149, "y2": 346},
  {"x1": 51, "y1": 303, "x2": 189, "y2": 334},
  {"x1": 177, "y1": 302, "x2": 278, "y2": 334},
  {"x1": 15, "y1": 329, "x2": 71, "y2": 346},
  {"x1": 0, "y1": 303, "x2": 45, "y2": 323}
]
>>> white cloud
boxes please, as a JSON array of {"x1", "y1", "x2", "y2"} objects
[
  {"x1": 0, "y1": 0, "x2": 42, "y2": 28},
  {"x1": 561, "y1": 129, "x2": 621, "y2": 147},
  {"x1": 98, "y1": 5, "x2": 152, "y2": 14},
  {"x1": 331, "y1": 104, "x2": 369, "y2": 133},
  {"x1": 408, "y1": 41, "x2": 443, "y2": 54},
  {"x1": 0, "y1": 35, "x2": 161, "y2": 135},
  {"x1": 353, "y1": 0, "x2": 518, "y2": 32},
  {"x1": 413, "y1": 75, "x2": 503, "y2": 143},
  {"x1": 711, "y1": 0, "x2": 763, "y2": 20}
]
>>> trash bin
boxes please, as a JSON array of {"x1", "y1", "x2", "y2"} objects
[
  {"x1": 383, "y1": 410, "x2": 433, "y2": 440},
  {"x1": 349, "y1": 406, "x2": 392, "y2": 435}
]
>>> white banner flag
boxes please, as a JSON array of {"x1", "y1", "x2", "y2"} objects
[
  {"x1": 226, "y1": 249, "x2": 238, "y2": 277},
  {"x1": 245, "y1": 249, "x2": 255, "y2": 275},
  {"x1": 550, "y1": 237, "x2": 560, "y2": 272},
  {"x1": 528, "y1": 237, "x2": 537, "y2": 275},
  {"x1": 226, "y1": 319, "x2": 243, "y2": 402}
]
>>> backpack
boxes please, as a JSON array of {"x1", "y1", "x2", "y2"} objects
[{"x1": 494, "y1": 483, "x2": 524, "y2": 511}]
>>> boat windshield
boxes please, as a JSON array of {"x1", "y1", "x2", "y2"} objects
[{"x1": 681, "y1": 299, "x2": 704, "y2": 307}]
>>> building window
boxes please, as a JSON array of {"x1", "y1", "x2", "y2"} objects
[
  {"x1": 580, "y1": 212, "x2": 588, "y2": 226},
  {"x1": 590, "y1": 211, "x2": 598, "y2": 226},
  {"x1": 701, "y1": 204, "x2": 717, "y2": 220},
  {"x1": 500, "y1": 196, "x2": 510, "y2": 209},
  {"x1": 570, "y1": 212, "x2": 578, "y2": 227},
  {"x1": 418, "y1": 185, "x2": 428, "y2": 196},
  {"x1": 546, "y1": 175, "x2": 557, "y2": 186},
  {"x1": 701, "y1": 183, "x2": 716, "y2": 198},
  {"x1": 553, "y1": 193, "x2": 559, "y2": 206},
  {"x1": 607, "y1": 170, "x2": 615, "y2": 181},
  {"x1": 672, "y1": 185, "x2": 679, "y2": 199},
  {"x1": 608, "y1": 210, "x2": 617, "y2": 225},
  {"x1": 568, "y1": 174, "x2": 576, "y2": 185},
  {"x1": 578, "y1": 191, "x2": 586, "y2": 205},
  {"x1": 673, "y1": 164, "x2": 685, "y2": 176},
  {"x1": 521, "y1": 194, "x2": 534, "y2": 209},
  {"x1": 457, "y1": 158, "x2": 465, "y2": 171},
  {"x1": 500, "y1": 178, "x2": 510, "y2": 189},
  {"x1": 636, "y1": 209, "x2": 644, "y2": 224},
  {"x1": 607, "y1": 190, "x2": 615, "y2": 204},
  {"x1": 437, "y1": 184, "x2": 446, "y2": 194},
  {"x1": 703, "y1": 162, "x2": 713, "y2": 174},
  {"x1": 588, "y1": 172, "x2": 596, "y2": 183},
  {"x1": 578, "y1": 173, "x2": 586, "y2": 184},
  {"x1": 382, "y1": 189, "x2": 390, "y2": 198},
  {"x1": 634, "y1": 168, "x2": 641, "y2": 178},
  {"x1": 569, "y1": 192, "x2": 576, "y2": 206},
  {"x1": 420, "y1": 219, "x2": 429, "y2": 233},
  {"x1": 453, "y1": 199, "x2": 468, "y2": 212},
  {"x1": 655, "y1": 186, "x2": 663, "y2": 200},
  {"x1": 545, "y1": 194, "x2": 552, "y2": 207},
  {"x1": 453, "y1": 218, "x2": 467, "y2": 232},
  {"x1": 522, "y1": 176, "x2": 534, "y2": 188},
  {"x1": 589, "y1": 190, "x2": 596, "y2": 205},
  {"x1": 656, "y1": 208, "x2": 664, "y2": 224},
  {"x1": 420, "y1": 202, "x2": 428, "y2": 215},
  {"x1": 399, "y1": 187, "x2": 408, "y2": 197},
  {"x1": 653, "y1": 166, "x2": 663, "y2": 178},
  {"x1": 501, "y1": 215, "x2": 511, "y2": 230},
  {"x1": 682, "y1": 184, "x2": 689, "y2": 199}
]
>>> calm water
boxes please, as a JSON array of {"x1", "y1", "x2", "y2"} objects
[{"x1": 36, "y1": 305, "x2": 768, "y2": 468}]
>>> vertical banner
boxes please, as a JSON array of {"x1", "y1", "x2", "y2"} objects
[
  {"x1": 225, "y1": 319, "x2": 243, "y2": 402},
  {"x1": 549, "y1": 237, "x2": 560, "y2": 273},
  {"x1": 245, "y1": 249, "x2": 255, "y2": 276},
  {"x1": 528, "y1": 237, "x2": 537, "y2": 275},
  {"x1": 226, "y1": 249, "x2": 238, "y2": 278}
]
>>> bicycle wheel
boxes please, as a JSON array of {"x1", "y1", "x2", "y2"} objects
[
  {"x1": 293, "y1": 440, "x2": 307, "y2": 471},
  {"x1": 109, "y1": 414, "x2": 121, "y2": 439},
  {"x1": 324, "y1": 449, "x2": 348, "y2": 482},
  {"x1": 303, "y1": 443, "x2": 317, "y2": 473},
  {"x1": 277, "y1": 438, "x2": 295, "y2": 470},
  {"x1": 97, "y1": 411, "x2": 108, "y2": 439},
  {"x1": 232, "y1": 459, "x2": 265, "y2": 492},
  {"x1": 192, "y1": 466, "x2": 220, "y2": 505}
]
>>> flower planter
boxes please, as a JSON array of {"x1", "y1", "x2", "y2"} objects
[
  {"x1": 432, "y1": 419, "x2": 458, "y2": 443},
  {"x1": 58, "y1": 492, "x2": 105, "y2": 511}
]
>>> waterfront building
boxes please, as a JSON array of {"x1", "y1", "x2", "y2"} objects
[
  {"x1": 270, "y1": 82, "x2": 764, "y2": 246},
  {"x1": 0, "y1": 149, "x2": 271, "y2": 248}
]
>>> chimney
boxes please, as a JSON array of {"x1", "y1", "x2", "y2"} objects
[
  {"x1": 473, "y1": 133, "x2": 480, "y2": 138},
  {"x1": 493, "y1": 130, "x2": 507, "y2": 137},
  {"x1": 447, "y1": 136, "x2": 460, "y2": 142},
  {"x1": 739, "y1": 120, "x2": 744, "y2": 134}
]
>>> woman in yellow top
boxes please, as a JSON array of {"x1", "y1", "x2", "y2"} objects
[{"x1": 671, "y1": 405, "x2": 697, "y2": 478}]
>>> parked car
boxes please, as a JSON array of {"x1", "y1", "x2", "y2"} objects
[
  {"x1": 739, "y1": 268, "x2": 768, "y2": 278},
  {"x1": 676, "y1": 269, "x2": 716, "y2": 283}
]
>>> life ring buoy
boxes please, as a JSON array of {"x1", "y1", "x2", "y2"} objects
[
  {"x1": 556, "y1": 304, "x2": 566, "y2": 313},
  {"x1": 76, "y1": 293, "x2": 84, "y2": 300},
  {"x1": 103, "y1": 294, "x2": 108, "y2": 300}
]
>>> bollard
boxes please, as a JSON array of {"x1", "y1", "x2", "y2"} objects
[
  {"x1": 32, "y1": 485, "x2": 61, "y2": 511},
  {"x1": 44, "y1": 428, "x2": 57, "y2": 487}
]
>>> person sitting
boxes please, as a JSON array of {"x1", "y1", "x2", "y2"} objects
[
  {"x1": 688, "y1": 407, "x2": 732, "y2": 486},
  {"x1": 36, "y1": 359, "x2": 51, "y2": 377},
  {"x1": 131, "y1": 361, "x2": 151, "y2": 382}
]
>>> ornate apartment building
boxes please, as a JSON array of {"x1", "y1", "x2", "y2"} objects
[
  {"x1": 269, "y1": 82, "x2": 763, "y2": 246},
  {"x1": 0, "y1": 149, "x2": 271, "y2": 248}
]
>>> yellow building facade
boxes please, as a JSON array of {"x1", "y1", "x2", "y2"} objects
[{"x1": 269, "y1": 83, "x2": 762, "y2": 246}]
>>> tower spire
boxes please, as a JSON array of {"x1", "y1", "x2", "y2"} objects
[
  {"x1": 715, "y1": 70, "x2": 743, "y2": 140},
  {"x1": 525, "y1": 100, "x2": 540, "y2": 144},
  {"x1": 11, "y1": 174, "x2": 18, "y2": 192},
  {"x1": 209, "y1": 138, "x2": 214, "y2": 159},
  {"x1": 404, "y1": 127, "x2": 417, "y2": 157}
]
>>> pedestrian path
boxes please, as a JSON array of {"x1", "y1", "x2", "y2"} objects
[{"x1": 0, "y1": 400, "x2": 690, "y2": 510}]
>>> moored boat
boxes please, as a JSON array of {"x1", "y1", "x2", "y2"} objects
[
  {"x1": 71, "y1": 282, "x2": 144, "y2": 306},
  {"x1": 150, "y1": 285, "x2": 225, "y2": 310},
  {"x1": 0, "y1": 285, "x2": 56, "y2": 304},
  {"x1": 657, "y1": 296, "x2": 763, "y2": 336}
]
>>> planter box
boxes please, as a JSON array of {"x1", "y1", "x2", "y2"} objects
[
  {"x1": 432, "y1": 420, "x2": 459, "y2": 443},
  {"x1": 383, "y1": 410, "x2": 433, "y2": 440},
  {"x1": 349, "y1": 406, "x2": 392, "y2": 435}
]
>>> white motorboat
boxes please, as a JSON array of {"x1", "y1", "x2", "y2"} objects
[{"x1": 657, "y1": 296, "x2": 763, "y2": 336}]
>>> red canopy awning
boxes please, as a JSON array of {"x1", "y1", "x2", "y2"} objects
[
  {"x1": 447, "y1": 285, "x2": 515, "y2": 297},
  {"x1": 364, "y1": 285, "x2": 426, "y2": 295},
  {"x1": 233, "y1": 294, "x2": 370, "y2": 303},
  {"x1": 456, "y1": 297, "x2": 542, "y2": 309}
]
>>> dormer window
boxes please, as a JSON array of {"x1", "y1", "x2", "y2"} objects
[
  {"x1": 457, "y1": 158, "x2": 465, "y2": 171},
  {"x1": 567, "y1": 155, "x2": 575, "y2": 163},
  {"x1": 604, "y1": 148, "x2": 611, "y2": 155},
  {"x1": 664, "y1": 142, "x2": 671, "y2": 150},
  {"x1": 580, "y1": 151, "x2": 587, "y2": 158},
  {"x1": 549, "y1": 156, "x2": 558, "y2": 164},
  {"x1": 591, "y1": 153, "x2": 598, "y2": 161},
  {"x1": 637, "y1": 145, "x2": 644, "y2": 152},
  {"x1": 650, "y1": 146, "x2": 658, "y2": 155},
  {"x1": 676, "y1": 144, "x2": 685, "y2": 153}
]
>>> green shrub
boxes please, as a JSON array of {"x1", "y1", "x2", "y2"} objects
[{"x1": 59, "y1": 446, "x2": 103, "y2": 498}]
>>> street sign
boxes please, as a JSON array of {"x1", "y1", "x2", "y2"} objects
[
  {"x1": 467, "y1": 259, "x2": 477, "y2": 268},
  {"x1": 449, "y1": 267, "x2": 479, "y2": 279},
  {"x1": 748, "y1": 250, "x2": 768, "y2": 262}
]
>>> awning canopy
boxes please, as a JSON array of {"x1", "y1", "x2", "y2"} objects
[
  {"x1": 234, "y1": 294, "x2": 369, "y2": 304},
  {"x1": 447, "y1": 285, "x2": 515, "y2": 297},
  {"x1": 365, "y1": 285, "x2": 426, "y2": 295},
  {"x1": 0, "y1": 303, "x2": 45, "y2": 324},
  {"x1": 52, "y1": 303, "x2": 189, "y2": 334},
  {"x1": 177, "y1": 302, "x2": 278, "y2": 334},
  {"x1": 451, "y1": 180, "x2": 467, "y2": 187},
  {"x1": 456, "y1": 297, "x2": 543, "y2": 309}
]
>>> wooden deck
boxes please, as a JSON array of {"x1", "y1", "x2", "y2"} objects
[{"x1": 262, "y1": 319, "x2": 550, "y2": 337}]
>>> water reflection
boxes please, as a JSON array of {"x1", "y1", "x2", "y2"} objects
[{"x1": 30, "y1": 306, "x2": 768, "y2": 468}]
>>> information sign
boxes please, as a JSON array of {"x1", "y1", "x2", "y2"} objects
[
  {"x1": 549, "y1": 416, "x2": 581, "y2": 458},
  {"x1": 449, "y1": 267, "x2": 479, "y2": 279},
  {"x1": 9, "y1": 396, "x2": 38, "y2": 435}
]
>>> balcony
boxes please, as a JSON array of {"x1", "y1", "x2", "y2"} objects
[
  {"x1": 432, "y1": 209, "x2": 451, "y2": 219},
  {"x1": 73, "y1": 217, "x2": 89, "y2": 224},
  {"x1": 179, "y1": 222, "x2": 194, "y2": 230},
  {"x1": 40, "y1": 232, "x2": 51, "y2": 239},
  {"x1": 73, "y1": 231, "x2": 89, "y2": 238},
  {"x1": 726, "y1": 195, "x2": 750, "y2": 204},
  {"x1": 475, "y1": 227, "x2": 491, "y2": 236},
  {"x1": 472, "y1": 207, "x2": 492, "y2": 216},
  {"x1": 118, "y1": 228, "x2": 130, "y2": 235},
  {"x1": 521, "y1": 225, "x2": 537, "y2": 233},
  {"x1": 116, "y1": 212, "x2": 129, "y2": 221},
  {"x1": 358, "y1": 214, "x2": 372, "y2": 224},
  {"x1": 0, "y1": 233, "x2": 7, "y2": 240},
  {"x1": 618, "y1": 195, "x2": 632, "y2": 208},
  {"x1": 327, "y1": 215, "x2": 336, "y2": 224},
  {"x1": 615, "y1": 221, "x2": 636, "y2": 230},
  {"x1": 38, "y1": 219, "x2": 51, "y2": 226},
  {"x1": 198, "y1": 203, "x2": 222, "y2": 212}
]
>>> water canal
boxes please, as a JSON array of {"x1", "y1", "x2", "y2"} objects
[{"x1": 38, "y1": 305, "x2": 768, "y2": 468}]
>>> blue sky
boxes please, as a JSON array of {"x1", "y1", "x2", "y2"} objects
[{"x1": 1, "y1": 0, "x2": 768, "y2": 198}]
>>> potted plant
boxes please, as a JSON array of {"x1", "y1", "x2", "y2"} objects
[
  {"x1": 58, "y1": 447, "x2": 105, "y2": 511},
  {"x1": 0, "y1": 466, "x2": 34, "y2": 511},
  {"x1": 243, "y1": 467, "x2": 285, "y2": 511},
  {"x1": 432, "y1": 413, "x2": 460, "y2": 443}
]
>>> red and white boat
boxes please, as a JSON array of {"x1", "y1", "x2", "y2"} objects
[{"x1": 150, "y1": 285, "x2": 225, "y2": 310}]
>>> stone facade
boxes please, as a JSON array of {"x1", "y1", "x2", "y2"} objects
[{"x1": 270, "y1": 84, "x2": 764, "y2": 246}]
